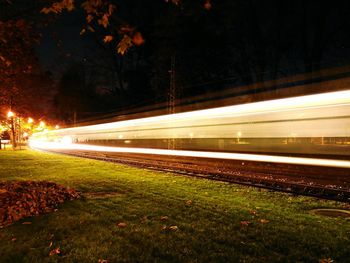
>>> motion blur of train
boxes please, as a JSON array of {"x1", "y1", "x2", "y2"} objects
[{"x1": 30, "y1": 89, "x2": 350, "y2": 160}]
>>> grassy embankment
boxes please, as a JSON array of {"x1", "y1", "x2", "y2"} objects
[{"x1": 0, "y1": 149, "x2": 349, "y2": 262}]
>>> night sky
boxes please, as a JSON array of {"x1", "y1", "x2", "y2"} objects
[
  {"x1": 36, "y1": 14, "x2": 83, "y2": 72},
  {"x1": 2, "y1": 0, "x2": 350, "y2": 123}
]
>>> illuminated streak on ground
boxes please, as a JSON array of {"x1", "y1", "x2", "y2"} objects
[{"x1": 30, "y1": 141, "x2": 350, "y2": 169}]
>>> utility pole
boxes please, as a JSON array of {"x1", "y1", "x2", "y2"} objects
[
  {"x1": 73, "y1": 111, "x2": 77, "y2": 127},
  {"x1": 167, "y1": 54, "x2": 176, "y2": 150},
  {"x1": 168, "y1": 54, "x2": 176, "y2": 115}
]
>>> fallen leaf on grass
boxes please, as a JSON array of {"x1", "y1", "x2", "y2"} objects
[
  {"x1": 249, "y1": 210, "x2": 257, "y2": 215},
  {"x1": 259, "y1": 219, "x2": 269, "y2": 224},
  {"x1": 186, "y1": 200, "x2": 193, "y2": 205},
  {"x1": 11, "y1": 237, "x2": 16, "y2": 242},
  {"x1": 117, "y1": 222, "x2": 127, "y2": 228},
  {"x1": 162, "y1": 225, "x2": 179, "y2": 231},
  {"x1": 22, "y1": 221, "x2": 32, "y2": 225},
  {"x1": 160, "y1": 216, "x2": 168, "y2": 221},
  {"x1": 49, "y1": 241, "x2": 53, "y2": 247},
  {"x1": 98, "y1": 259, "x2": 108, "y2": 263},
  {"x1": 140, "y1": 216, "x2": 148, "y2": 223},
  {"x1": 240, "y1": 221, "x2": 251, "y2": 227},
  {"x1": 49, "y1": 247, "x2": 60, "y2": 256},
  {"x1": 169, "y1": 225, "x2": 178, "y2": 231}
]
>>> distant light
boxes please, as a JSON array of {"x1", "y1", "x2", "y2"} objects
[
  {"x1": 118, "y1": 134, "x2": 123, "y2": 139},
  {"x1": 55, "y1": 125, "x2": 60, "y2": 129},
  {"x1": 237, "y1": 131, "x2": 242, "y2": 137},
  {"x1": 61, "y1": 136, "x2": 72, "y2": 145},
  {"x1": 28, "y1": 118, "x2": 34, "y2": 124},
  {"x1": 23, "y1": 132, "x2": 29, "y2": 138},
  {"x1": 40, "y1": 121, "x2": 45, "y2": 127},
  {"x1": 7, "y1": 111, "x2": 14, "y2": 118}
]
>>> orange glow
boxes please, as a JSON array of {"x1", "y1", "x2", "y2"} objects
[
  {"x1": 55, "y1": 125, "x2": 60, "y2": 129},
  {"x1": 28, "y1": 117, "x2": 34, "y2": 124},
  {"x1": 7, "y1": 111, "x2": 14, "y2": 118},
  {"x1": 39, "y1": 121, "x2": 45, "y2": 127}
]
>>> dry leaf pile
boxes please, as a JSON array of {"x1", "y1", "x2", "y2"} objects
[{"x1": 0, "y1": 181, "x2": 80, "y2": 228}]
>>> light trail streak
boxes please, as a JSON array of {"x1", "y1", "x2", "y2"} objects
[
  {"x1": 30, "y1": 141, "x2": 350, "y2": 168},
  {"x1": 39, "y1": 89, "x2": 350, "y2": 137},
  {"x1": 30, "y1": 89, "x2": 350, "y2": 167}
]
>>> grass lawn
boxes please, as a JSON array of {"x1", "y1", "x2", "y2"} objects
[{"x1": 0, "y1": 149, "x2": 349, "y2": 263}]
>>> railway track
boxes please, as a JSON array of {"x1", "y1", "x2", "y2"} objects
[{"x1": 45, "y1": 149, "x2": 350, "y2": 202}]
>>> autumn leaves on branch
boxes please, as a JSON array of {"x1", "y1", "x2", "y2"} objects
[
  {"x1": 40, "y1": 0, "x2": 212, "y2": 55},
  {"x1": 41, "y1": 0, "x2": 144, "y2": 55}
]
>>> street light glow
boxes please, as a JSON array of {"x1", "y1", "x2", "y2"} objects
[{"x1": 7, "y1": 111, "x2": 14, "y2": 118}]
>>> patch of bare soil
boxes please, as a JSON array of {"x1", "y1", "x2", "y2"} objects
[
  {"x1": 311, "y1": 208, "x2": 350, "y2": 218},
  {"x1": 0, "y1": 181, "x2": 80, "y2": 228}
]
